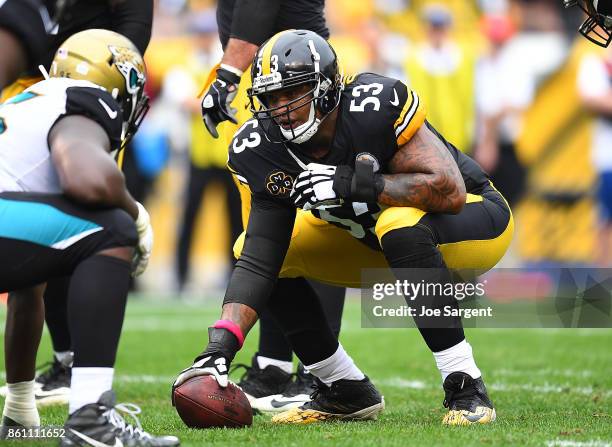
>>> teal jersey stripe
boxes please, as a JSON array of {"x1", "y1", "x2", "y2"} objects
[
  {"x1": 2, "y1": 91, "x2": 39, "y2": 105},
  {"x1": 0, "y1": 198, "x2": 102, "y2": 248}
]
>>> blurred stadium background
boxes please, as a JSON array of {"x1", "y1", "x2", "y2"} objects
[
  {"x1": 1, "y1": 2, "x2": 611, "y2": 445},
  {"x1": 127, "y1": 0, "x2": 611, "y2": 297}
]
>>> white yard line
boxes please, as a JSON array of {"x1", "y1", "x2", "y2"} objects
[
  {"x1": 378, "y1": 377, "x2": 612, "y2": 397},
  {"x1": 546, "y1": 440, "x2": 612, "y2": 447},
  {"x1": 494, "y1": 368, "x2": 595, "y2": 378},
  {"x1": 0, "y1": 372, "x2": 608, "y2": 398}
]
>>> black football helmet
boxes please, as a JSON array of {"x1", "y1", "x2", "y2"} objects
[
  {"x1": 565, "y1": 0, "x2": 612, "y2": 47},
  {"x1": 247, "y1": 29, "x2": 343, "y2": 144}
]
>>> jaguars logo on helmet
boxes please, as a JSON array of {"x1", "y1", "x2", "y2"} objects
[
  {"x1": 247, "y1": 30, "x2": 343, "y2": 144},
  {"x1": 565, "y1": 0, "x2": 612, "y2": 47},
  {"x1": 50, "y1": 28, "x2": 149, "y2": 147}
]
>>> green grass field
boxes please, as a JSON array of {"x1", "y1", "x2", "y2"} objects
[{"x1": 1, "y1": 295, "x2": 611, "y2": 447}]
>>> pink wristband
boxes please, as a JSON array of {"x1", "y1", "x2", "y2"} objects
[{"x1": 213, "y1": 320, "x2": 245, "y2": 348}]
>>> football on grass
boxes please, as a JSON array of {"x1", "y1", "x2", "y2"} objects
[{"x1": 173, "y1": 375, "x2": 253, "y2": 428}]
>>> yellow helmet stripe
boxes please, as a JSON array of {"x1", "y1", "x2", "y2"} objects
[{"x1": 261, "y1": 30, "x2": 293, "y2": 75}]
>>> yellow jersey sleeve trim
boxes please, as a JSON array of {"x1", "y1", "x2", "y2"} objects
[
  {"x1": 395, "y1": 90, "x2": 426, "y2": 146},
  {"x1": 393, "y1": 90, "x2": 415, "y2": 130},
  {"x1": 227, "y1": 163, "x2": 249, "y2": 186}
]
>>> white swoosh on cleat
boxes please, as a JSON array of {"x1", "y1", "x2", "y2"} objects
[{"x1": 69, "y1": 429, "x2": 123, "y2": 447}]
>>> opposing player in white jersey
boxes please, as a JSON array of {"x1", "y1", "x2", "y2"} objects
[{"x1": 0, "y1": 29, "x2": 179, "y2": 447}]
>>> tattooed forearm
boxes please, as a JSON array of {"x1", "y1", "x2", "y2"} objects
[
  {"x1": 378, "y1": 125, "x2": 466, "y2": 213},
  {"x1": 220, "y1": 303, "x2": 258, "y2": 336}
]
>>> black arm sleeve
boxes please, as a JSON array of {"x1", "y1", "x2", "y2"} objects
[
  {"x1": 230, "y1": 0, "x2": 282, "y2": 46},
  {"x1": 110, "y1": 0, "x2": 153, "y2": 55},
  {"x1": 0, "y1": 0, "x2": 48, "y2": 69},
  {"x1": 223, "y1": 194, "x2": 296, "y2": 314}
]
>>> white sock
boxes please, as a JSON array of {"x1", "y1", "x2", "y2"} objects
[
  {"x1": 54, "y1": 351, "x2": 74, "y2": 368},
  {"x1": 69, "y1": 368, "x2": 114, "y2": 414},
  {"x1": 433, "y1": 339, "x2": 481, "y2": 382},
  {"x1": 256, "y1": 355, "x2": 293, "y2": 374},
  {"x1": 2, "y1": 380, "x2": 40, "y2": 426},
  {"x1": 305, "y1": 344, "x2": 365, "y2": 386}
]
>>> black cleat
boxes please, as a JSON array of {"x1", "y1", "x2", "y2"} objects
[
  {"x1": 0, "y1": 415, "x2": 26, "y2": 440},
  {"x1": 272, "y1": 376, "x2": 384, "y2": 424},
  {"x1": 442, "y1": 372, "x2": 496, "y2": 425},
  {"x1": 61, "y1": 390, "x2": 179, "y2": 446},
  {"x1": 0, "y1": 357, "x2": 71, "y2": 406},
  {"x1": 35, "y1": 357, "x2": 71, "y2": 406},
  {"x1": 231, "y1": 354, "x2": 292, "y2": 403},
  {"x1": 253, "y1": 363, "x2": 316, "y2": 413}
]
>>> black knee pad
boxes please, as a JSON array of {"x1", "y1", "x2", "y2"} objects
[
  {"x1": 380, "y1": 226, "x2": 465, "y2": 351},
  {"x1": 98, "y1": 208, "x2": 138, "y2": 248},
  {"x1": 380, "y1": 225, "x2": 444, "y2": 268}
]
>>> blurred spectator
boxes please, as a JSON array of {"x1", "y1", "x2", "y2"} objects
[
  {"x1": 577, "y1": 45, "x2": 612, "y2": 265},
  {"x1": 403, "y1": 3, "x2": 476, "y2": 152},
  {"x1": 361, "y1": 18, "x2": 409, "y2": 78},
  {"x1": 167, "y1": 11, "x2": 242, "y2": 291},
  {"x1": 474, "y1": 14, "x2": 527, "y2": 205},
  {"x1": 123, "y1": 79, "x2": 167, "y2": 206}
]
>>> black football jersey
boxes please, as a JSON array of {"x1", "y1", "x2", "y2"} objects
[
  {"x1": 29, "y1": 0, "x2": 153, "y2": 75},
  {"x1": 228, "y1": 73, "x2": 489, "y2": 250},
  {"x1": 217, "y1": 0, "x2": 329, "y2": 49}
]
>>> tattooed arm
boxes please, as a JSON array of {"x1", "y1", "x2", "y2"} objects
[{"x1": 378, "y1": 124, "x2": 466, "y2": 213}]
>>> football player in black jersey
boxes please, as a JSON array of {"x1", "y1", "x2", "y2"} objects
[
  {"x1": 0, "y1": 0, "x2": 48, "y2": 90},
  {"x1": 200, "y1": 0, "x2": 347, "y2": 412},
  {"x1": 175, "y1": 30, "x2": 514, "y2": 426},
  {"x1": 565, "y1": 0, "x2": 612, "y2": 47},
  {"x1": 1, "y1": 0, "x2": 153, "y2": 98},
  {"x1": 0, "y1": 30, "x2": 178, "y2": 446},
  {"x1": 201, "y1": 0, "x2": 328, "y2": 136}
]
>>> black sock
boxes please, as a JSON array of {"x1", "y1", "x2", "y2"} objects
[
  {"x1": 311, "y1": 281, "x2": 345, "y2": 339},
  {"x1": 266, "y1": 277, "x2": 339, "y2": 365},
  {"x1": 67, "y1": 255, "x2": 131, "y2": 367},
  {"x1": 381, "y1": 227, "x2": 465, "y2": 352},
  {"x1": 43, "y1": 276, "x2": 72, "y2": 353},
  {"x1": 258, "y1": 305, "x2": 293, "y2": 361},
  {"x1": 257, "y1": 279, "x2": 345, "y2": 362}
]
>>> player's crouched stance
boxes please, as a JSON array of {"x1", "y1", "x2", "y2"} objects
[
  {"x1": 175, "y1": 30, "x2": 509, "y2": 427},
  {"x1": 0, "y1": 30, "x2": 178, "y2": 446}
]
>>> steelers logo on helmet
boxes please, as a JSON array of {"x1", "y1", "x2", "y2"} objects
[{"x1": 247, "y1": 30, "x2": 343, "y2": 144}]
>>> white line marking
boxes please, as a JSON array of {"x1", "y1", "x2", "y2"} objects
[
  {"x1": 494, "y1": 368, "x2": 594, "y2": 378},
  {"x1": 378, "y1": 377, "x2": 612, "y2": 397},
  {"x1": 546, "y1": 440, "x2": 612, "y2": 447},
  {"x1": 0, "y1": 372, "x2": 608, "y2": 398}
]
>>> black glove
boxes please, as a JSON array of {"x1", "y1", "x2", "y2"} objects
[
  {"x1": 333, "y1": 159, "x2": 384, "y2": 203},
  {"x1": 201, "y1": 66, "x2": 241, "y2": 138}
]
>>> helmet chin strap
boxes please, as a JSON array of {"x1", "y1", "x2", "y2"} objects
[{"x1": 281, "y1": 101, "x2": 320, "y2": 144}]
